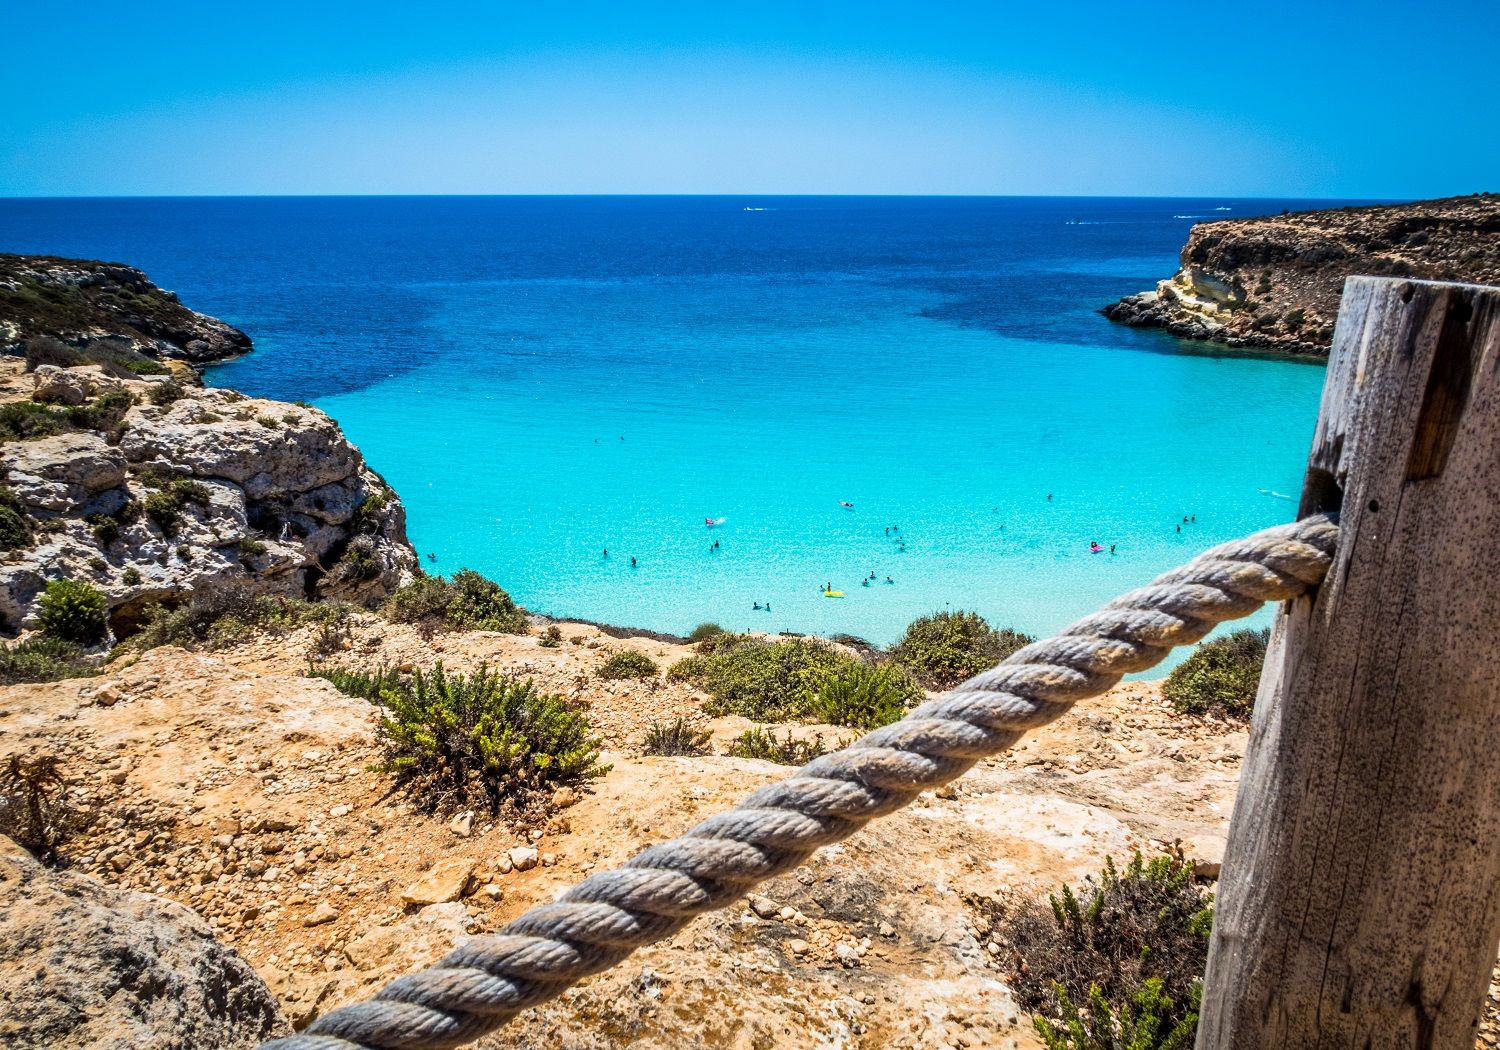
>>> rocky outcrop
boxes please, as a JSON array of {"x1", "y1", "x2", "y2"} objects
[
  {"x1": 1, "y1": 253, "x2": 251, "y2": 363},
  {"x1": 0, "y1": 361, "x2": 417, "y2": 635},
  {"x1": 1104, "y1": 193, "x2": 1500, "y2": 355},
  {"x1": 0, "y1": 833, "x2": 290, "y2": 1049}
]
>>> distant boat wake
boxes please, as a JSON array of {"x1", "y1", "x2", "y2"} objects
[{"x1": 1259, "y1": 488, "x2": 1295, "y2": 501}]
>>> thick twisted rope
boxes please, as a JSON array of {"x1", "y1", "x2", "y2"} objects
[{"x1": 263, "y1": 513, "x2": 1338, "y2": 1050}]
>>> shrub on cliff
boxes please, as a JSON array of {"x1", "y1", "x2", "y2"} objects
[
  {"x1": 0, "y1": 401, "x2": 68, "y2": 442},
  {"x1": 688, "y1": 623, "x2": 726, "y2": 646},
  {"x1": 641, "y1": 717, "x2": 713, "y2": 756},
  {"x1": 127, "y1": 585, "x2": 349, "y2": 652},
  {"x1": 380, "y1": 569, "x2": 529, "y2": 634},
  {"x1": 807, "y1": 662, "x2": 920, "y2": 729},
  {"x1": 726, "y1": 726, "x2": 829, "y2": 765},
  {"x1": 147, "y1": 381, "x2": 185, "y2": 407},
  {"x1": 0, "y1": 487, "x2": 33, "y2": 551},
  {"x1": 667, "y1": 635, "x2": 855, "y2": 721},
  {"x1": 37, "y1": 578, "x2": 107, "y2": 646},
  {"x1": 597, "y1": 650, "x2": 658, "y2": 680},
  {"x1": 0, "y1": 752, "x2": 78, "y2": 856},
  {"x1": 0, "y1": 636, "x2": 98, "y2": 685},
  {"x1": 23, "y1": 336, "x2": 85, "y2": 370},
  {"x1": 1162, "y1": 628, "x2": 1268, "y2": 717},
  {"x1": 890, "y1": 611, "x2": 1033, "y2": 689},
  {"x1": 322, "y1": 661, "x2": 610, "y2": 818},
  {"x1": 980, "y1": 852, "x2": 1212, "y2": 1048}
]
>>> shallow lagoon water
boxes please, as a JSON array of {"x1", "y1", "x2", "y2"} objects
[{"x1": 0, "y1": 196, "x2": 1334, "y2": 654}]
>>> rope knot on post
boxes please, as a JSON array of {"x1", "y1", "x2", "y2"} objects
[{"x1": 263, "y1": 513, "x2": 1338, "y2": 1050}]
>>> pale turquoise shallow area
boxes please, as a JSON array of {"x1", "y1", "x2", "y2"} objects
[{"x1": 319, "y1": 273, "x2": 1325, "y2": 652}]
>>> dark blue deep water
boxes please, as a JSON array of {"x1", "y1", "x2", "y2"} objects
[{"x1": 0, "y1": 196, "x2": 1357, "y2": 648}]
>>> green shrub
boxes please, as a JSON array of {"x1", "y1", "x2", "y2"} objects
[
  {"x1": 125, "y1": 360, "x2": 169, "y2": 375},
  {"x1": 147, "y1": 381, "x2": 185, "y2": 407},
  {"x1": 807, "y1": 662, "x2": 919, "y2": 729},
  {"x1": 0, "y1": 636, "x2": 98, "y2": 685},
  {"x1": 688, "y1": 623, "x2": 725, "y2": 645},
  {"x1": 142, "y1": 491, "x2": 181, "y2": 535},
  {"x1": 237, "y1": 538, "x2": 267, "y2": 557},
  {"x1": 988, "y1": 852, "x2": 1213, "y2": 1044},
  {"x1": 1035, "y1": 979, "x2": 1198, "y2": 1050},
  {"x1": 67, "y1": 390, "x2": 134, "y2": 433},
  {"x1": 256, "y1": 415, "x2": 280, "y2": 428},
  {"x1": 1162, "y1": 628, "x2": 1268, "y2": 717},
  {"x1": 37, "y1": 578, "x2": 107, "y2": 645},
  {"x1": 309, "y1": 664, "x2": 405, "y2": 702},
  {"x1": 597, "y1": 650, "x2": 658, "y2": 680},
  {"x1": 668, "y1": 635, "x2": 856, "y2": 721},
  {"x1": 0, "y1": 487, "x2": 32, "y2": 551},
  {"x1": 126, "y1": 586, "x2": 342, "y2": 652},
  {"x1": 86, "y1": 513, "x2": 120, "y2": 546},
  {"x1": 890, "y1": 611, "x2": 1034, "y2": 689},
  {"x1": 321, "y1": 662, "x2": 610, "y2": 816},
  {"x1": 138, "y1": 476, "x2": 210, "y2": 537},
  {"x1": 23, "y1": 336, "x2": 84, "y2": 370},
  {"x1": 537, "y1": 625, "x2": 562, "y2": 648},
  {"x1": 380, "y1": 570, "x2": 529, "y2": 634},
  {"x1": 121, "y1": 567, "x2": 142, "y2": 585},
  {"x1": 0, "y1": 401, "x2": 68, "y2": 442},
  {"x1": 726, "y1": 727, "x2": 828, "y2": 766},
  {"x1": 642, "y1": 717, "x2": 713, "y2": 756}
]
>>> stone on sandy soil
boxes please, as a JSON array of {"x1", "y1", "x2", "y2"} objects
[
  {"x1": 303, "y1": 902, "x2": 340, "y2": 927},
  {"x1": 401, "y1": 857, "x2": 477, "y2": 906},
  {"x1": 0, "y1": 834, "x2": 288, "y2": 1049},
  {"x1": 447, "y1": 810, "x2": 474, "y2": 837},
  {"x1": 508, "y1": 846, "x2": 539, "y2": 871},
  {"x1": 747, "y1": 894, "x2": 780, "y2": 919},
  {"x1": 551, "y1": 786, "x2": 578, "y2": 808}
]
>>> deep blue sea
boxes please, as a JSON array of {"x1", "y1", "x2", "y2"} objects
[{"x1": 0, "y1": 196, "x2": 1353, "y2": 656}]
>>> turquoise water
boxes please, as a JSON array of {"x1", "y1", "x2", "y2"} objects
[
  {"x1": 0, "y1": 196, "x2": 1331, "y2": 652},
  {"x1": 318, "y1": 272, "x2": 1323, "y2": 649}
]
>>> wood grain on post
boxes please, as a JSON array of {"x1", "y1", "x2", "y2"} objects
[{"x1": 1198, "y1": 276, "x2": 1500, "y2": 1049}]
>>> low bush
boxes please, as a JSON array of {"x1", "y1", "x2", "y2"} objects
[
  {"x1": 147, "y1": 381, "x2": 185, "y2": 407},
  {"x1": 127, "y1": 586, "x2": 347, "y2": 652},
  {"x1": 1162, "y1": 628, "x2": 1268, "y2": 717},
  {"x1": 0, "y1": 753, "x2": 81, "y2": 857},
  {"x1": 537, "y1": 625, "x2": 562, "y2": 648},
  {"x1": 597, "y1": 650, "x2": 658, "y2": 680},
  {"x1": 988, "y1": 852, "x2": 1213, "y2": 1044},
  {"x1": 668, "y1": 635, "x2": 856, "y2": 721},
  {"x1": 1035, "y1": 979, "x2": 1198, "y2": 1050},
  {"x1": 687, "y1": 623, "x2": 726, "y2": 645},
  {"x1": 309, "y1": 664, "x2": 405, "y2": 702},
  {"x1": 37, "y1": 578, "x2": 107, "y2": 646},
  {"x1": 23, "y1": 336, "x2": 85, "y2": 370},
  {"x1": 139, "y1": 476, "x2": 211, "y2": 537},
  {"x1": 66, "y1": 390, "x2": 134, "y2": 434},
  {"x1": 320, "y1": 662, "x2": 610, "y2": 818},
  {"x1": 0, "y1": 636, "x2": 98, "y2": 685},
  {"x1": 726, "y1": 726, "x2": 828, "y2": 765},
  {"x1": 0, "y1": 401, "x2": 68, "y2": 442},
  {"x1": 0, "y1": 487, "x2": 32, "y2": 550},
  {"x1": 642, "y1": 717, "x2": 713, "y2": 756},
  {"x1": 807, "y1": 662, "x2": 920, "y2": 729},
  {"x1": 380, "y1": 569, "x2": 529, "y2": 634},
  {"x1": 890, "y1": 611, "x2": 1034, "y2": 689},
  {"x1": 85, "y1": 512, "x2": 120, "y2": 546}
]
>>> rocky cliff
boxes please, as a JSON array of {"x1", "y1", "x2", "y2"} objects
[
  {"x1": 1104, "y1": 193, "x2": 1500, "y2": 354},
  {"x1": 0, "y1": 360, "x2": 418, "y2": 636},
  {"x1": 1, "y1": 253, "x2": 251, "y2": 364}
]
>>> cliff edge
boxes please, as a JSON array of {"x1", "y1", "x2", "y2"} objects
[{"x1": 1104, "y1": 193, "x2": 1500, "y2": 355}]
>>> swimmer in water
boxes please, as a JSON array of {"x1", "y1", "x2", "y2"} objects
[
  {"x1": 1047, "y1": 494, "x2": 1052, "y2": 501},
  {"x1": 630, "y1": 556, "x2": 637, "y2": 567},
  {"x1": 603, "y1": 548, "x2": 609, "y2": 557},
  {"x1": 1110, "y1": 544, "x2": 1115, "y2": 553},
  {"x1": 427, "y1": 553, "x2": 435, "y2": 561},
  {"x1": 886, "y1": 576, "x2": 893, "y2": 583}
]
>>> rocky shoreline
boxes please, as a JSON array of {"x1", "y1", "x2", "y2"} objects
[{"x1": 1104, "y1": 193, "x2": 1500, "y2": 356}]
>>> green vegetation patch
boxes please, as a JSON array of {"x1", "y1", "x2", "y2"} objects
[
  {"x1": 316, "y1": 662, "x2": 610, "y2": 819},
  {"x1": 978, "y1": 852, "x2": 1212, "y2": 1049},
  {"x1": 0, "y1": 487, "x2": 33, "y2": 551},
  {"x1": 641, "y1": 717, "x2": 713, "y2": 757},
  {"x1": 1161, "y1": 628, "x2": 1268, "y2": 717},
  {"x1": 807, "y1": 662, "x2": 921, "y2": 729},
  {"x1": 726, "y1": 726, "x2": 830, "y2": 766},
  {"x1": 890, "y1": 610, "x2": 1034, "y2": 689},
  {"x1": 380, "y1": 569, "x2": 529, "y2": 634},
  {"x1": 127, "y1": 586, "x2": 351, "y2": 652},
  {"x1": 597, "y1": 650, "x2": 658, "y2": 680},
  {"x1": 0, "y1": 635, "x2": 99, "y2": 685},
  {"x1": 667, "y1": 634, "x2": 856, "y2": 721},
  {"x1": 37, "y1": 578, "x2": 107, "y2": 646}
]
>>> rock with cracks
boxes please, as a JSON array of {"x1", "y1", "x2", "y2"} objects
[{"x1": 0, "y1": 833, "x2": 290, "y2": 1049}]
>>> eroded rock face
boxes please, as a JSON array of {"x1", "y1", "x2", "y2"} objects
[
  {"x1": 0, "y1": 365, "x2": 418, "y2": 634},
  {"x1": 1104, "y1": 193, "x2": 1500, "y2": 355},
  {"x1": 0, "y1": 834, "x2": 290, "y2": 1049}
]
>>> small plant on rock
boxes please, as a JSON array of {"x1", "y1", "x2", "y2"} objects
[
  {"x1": 642, "y1": 718, "x2": 713, "y2": 756},
  {"x1": 0, "y1": 487, "x2": 32, "y2": 551},
  {"x1": 688, "y1": 622, "x2": 726, "y2": 645},
  {"x1": 148, "y1": 381, "x2": 185, "y2": 407},
  {"x1": 37, "y1": 578, "x2": 108, "y2": 646},
  {"x1": 1034, "y1": 979, "x2": 1199, "y2": 1050},
  {"x1": 668, "y1": 635, "x2": 854, "y2": 721},
  {"x1": 1162, "y1": 628, "x2": 1268, "y2": 718},
  {"x1": 537, "y1": 625, "x2": 563, "y2": 648},
  {"x1": 726, "y1": 727, "x2": 828, "y2": 766},
  {"x1": 330, "y1": 662, "x2": 610, "y2": 818},
  {"x1": 0, "y1": 752, "x2": 73, "y2": 855},
  {"x1": 890, "y1": 611, "x2": 1034, "y2": 689},
  {"x1": 0, "y1": 636, "x2": 98, "y2": 685},
  {"x1": 380, "y1": 570, "x2": 529, "y2": 634},
  {"x1": 807, "y1": 662, "x2": 920, "y2": 729},
  {"x1": 597, "y1": 650, "x2": 658, "y2": 680}
]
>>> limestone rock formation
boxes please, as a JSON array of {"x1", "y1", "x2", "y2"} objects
[
  {"x1": 0, "y1": 253, "x2": 251, "y2": 363},
  {"x1": 1104, "y1": 193, "x2": 1500, "y2": 355},
  {"x1": 0, "y1": 361, "x2": 417, "y2": 635},
  {"x1": 0, "y1": 833, "x2": 289, "y2": 1049}
]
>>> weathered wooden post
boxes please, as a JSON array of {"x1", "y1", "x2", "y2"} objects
[{"x1": 1198, "y1": 276, "x2": 1500, "y2": 1049}]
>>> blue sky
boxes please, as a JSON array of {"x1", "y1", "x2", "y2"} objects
[{"x1": 3, "y1": 1, "x2": 1496, "y2": 197}]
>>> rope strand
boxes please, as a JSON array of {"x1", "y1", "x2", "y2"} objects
[{"x1": 262, "y1": 513, "x2": 1338, "y2": 1050}]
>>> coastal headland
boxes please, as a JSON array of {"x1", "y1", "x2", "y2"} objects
[{"x1": 1104, "y1": 193, "x2": 1500, "y2": 355}]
